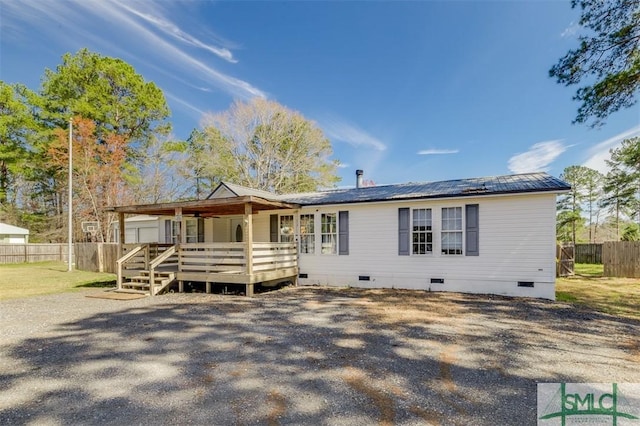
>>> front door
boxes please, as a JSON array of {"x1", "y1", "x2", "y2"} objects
[{"x1": 230, "y1": 218, "x2": 243, "y2": 242}]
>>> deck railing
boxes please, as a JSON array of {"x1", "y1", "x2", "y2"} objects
[
  {"x1": 178, "y1": 242, "x2": 297, "y2": 275},
  {"x1": 252, "y1": 242, "x2": 297, "y2": 272},
  {"x1": 116, "y1": 242, "x2": 298, "y2": 294}
]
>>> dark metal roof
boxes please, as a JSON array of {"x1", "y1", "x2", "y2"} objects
[
  {"x1": 280, "y1": 172, "x2": 571, "y2": 206},
  {"x1": 208, "y1": 182, "x2": 279, "y2": 199}
]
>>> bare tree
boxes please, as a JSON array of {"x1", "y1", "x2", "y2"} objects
[
  {"x1": 190, "y1": 99, "x2": 340, "y2": 194},
  {"x1": 129, "y1": 135, "x2": 189, "y2": 204}
]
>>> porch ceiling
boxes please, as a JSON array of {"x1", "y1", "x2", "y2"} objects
[{"x1": 106, "y1": 196, "x2": 299, "y2": 217}]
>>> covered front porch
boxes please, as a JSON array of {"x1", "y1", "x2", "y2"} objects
[{"x1": 108, "y1": 194, "x2": 300, "y2": 296}]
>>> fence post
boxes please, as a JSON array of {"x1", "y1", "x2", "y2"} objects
[{"x1": 97, "y1": 243, "x2": 104, "y2": 272}]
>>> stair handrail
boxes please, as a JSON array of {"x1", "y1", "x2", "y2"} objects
[
  {"x1": 148, "y1": 244, "x2": 177, "y2": 296},
  {"x1": 149, "y1": 244, "x2": 177, "y2": 270},
  {"x1": 116, "y1": 244, "x2": 146, "y2": 291}
]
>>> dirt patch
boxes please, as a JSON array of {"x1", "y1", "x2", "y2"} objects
[
  {"x1": 438, "y1": 344, "x2": 458, "y2": 393},
  {"x1": 266, "y1": 390, "x2": 287, "y2": 426},
  {"x1": 623, "y1": 337, "x2": 640, "y2": 363},
  {"x1": 85, "y1": 291, "x2": 147, "y2": 300},
  {"x1": 342, "y1": 366, "x2": 395, "y2": 426}
]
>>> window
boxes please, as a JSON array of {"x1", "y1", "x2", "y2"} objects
[
  {"x1": 183, "y1": 218, "x2": 205, "y2": 243},
  {"x1": 280, "y1": 215, "x2": 294, "y2": 243},
  {"x1": 321, "y1": 213, "x2": 337, "y2": 254},
  {"x1": 412, "y1": 208, "x2": 432, "y2": 254},
  {"x1": 441, "y1": 207, "x2": 462, "y2": 255},
  {"x1": 171, "y1": 221, "x2": 179, "y2": 244},
  {"x1": 299, "y1": 214, "x2": 315, "y2": 254},
  {"x1": 185, "y1": 219, "x2": 198, "y2": 243}
]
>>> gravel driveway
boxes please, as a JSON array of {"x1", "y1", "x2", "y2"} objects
[{"x1": 1, "y1": 286, "x2": 638, "y2": 425}]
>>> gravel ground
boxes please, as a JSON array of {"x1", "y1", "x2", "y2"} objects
[{"x1": 0, "y1": 286, "x2": 638, "y2": 425}]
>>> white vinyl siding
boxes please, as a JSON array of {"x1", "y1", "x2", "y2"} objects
[
  {"x1": 295, "y1": 194, "x2": 558, "y2": 299},
  {"x1": 124, "y1": 228, "x2": 136, "y2": 244},
  {"x1": 138, "y1": 227, "x2": 157, "y2": 243}
]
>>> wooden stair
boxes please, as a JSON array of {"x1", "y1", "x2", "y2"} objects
[{"x1": 118, "y1": 270, "x2": 176, "y2": 296}]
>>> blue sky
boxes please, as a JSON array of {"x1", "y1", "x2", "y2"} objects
[{"x1": 1, "y1": 0, "x2": 639, "y2": 187}]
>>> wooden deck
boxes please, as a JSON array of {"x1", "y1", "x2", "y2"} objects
[{"x1": 117, "y1": 242, "x2": 298, "y2": 296}]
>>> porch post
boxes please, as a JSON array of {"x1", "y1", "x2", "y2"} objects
[
  {"x1": 118, "y1": 212, "x2": 125, "y2": 256},
  {"x1": 175, "y1": 207, "x2": 183, "y2": 244},
  {"x1": 244, "y1": 202, "x2": 254, "y2": 296},
  {"x1": 175, "y1": 207, "x2": 183, "y2": 293}
]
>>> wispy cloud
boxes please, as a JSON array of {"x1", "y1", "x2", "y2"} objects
[
  {"x1": 321, "y1": 118, "x2": 387, "y2": 151},
  {"x1": 417, "y1": 148, "x2": 459, "y2": 155},
  {"x1": 583, "y1": 125, "x2": 640, "y2": 174},
  {"x1": 317, "y1": 116, "x2": 387, "y2": 179},
  {"x1": 2, "y1": 0, "x2": 263, "y2": 100},
  {"x1": 113, "y1": 0, "x2": 237, "y2": 63},
  {"x1": 508, "y1": 140, "x2": 567, "y2": 174},
  {"x1": 165, "y1": 92, "x2": 205, "y2": 116},
  {"x1": 560, "y1": 21, "x2": 580, "y2": 38}
]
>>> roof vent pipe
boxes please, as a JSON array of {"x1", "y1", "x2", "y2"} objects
[{"x1": 356, "y1": 169, "x2": 364, "y2": 188}]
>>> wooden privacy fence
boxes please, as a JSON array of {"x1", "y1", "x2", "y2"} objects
[
  {"x1": 75, "y1": 243, "x2": 119, "y2": 273},
  {"x1": 0, "y1": 243, "x2": 72, "y2": 264},
  {"x1": 603, "y1": 241, "x2": 640, "y2": 278},
  {"x1": 556, "y1": 243, "x2": 575, "y2": 277},
  {"x1": 574, "y1": 243, "x2": 603, "y2": 264}
]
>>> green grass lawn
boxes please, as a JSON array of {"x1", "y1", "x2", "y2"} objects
[
  {"x1": 0, "y1": 261, "x2": 115, "y2": 301},
  {"x1": 557, "y1": 263, "x2": 640, "y2": 320},
  {"x1": 1, "y1": 262, "x2": 637, "y2": 321},
  {"x1": 573, "y1": 263, "x2": 604, "y2": 277}
]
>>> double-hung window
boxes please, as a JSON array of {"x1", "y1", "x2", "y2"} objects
[
  {"x1": 185, "y1": 219, "x2": 198, "y2": 243},
  {"x1": 412, "y1": 208, "x2": 432, "y2": 254},
  {"x1": 184, "y1": 218, "x2": 205, "y2": 243},
  {"x1": 279, "y1": 215, "x2": 294, "y2": 243},
  {"x1": 299, "y1": 214, "x2": 315, "y2": 254},
  {"x1": 321, "y1": 213, "x2": 337, "y2": 254},
  {"x1": 441, "y1": 207, "x2": 463, "y2": 255}
]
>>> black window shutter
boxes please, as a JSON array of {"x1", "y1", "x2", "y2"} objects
[
  {"x1": 398, "y1": 208, "x2": 410, "y2": 256},
  {"x1": 164, "y1": 220, "x2": 172, "y2": 243},
  {"x1": 197, "y1": 217, "x2": 205, "y2": 242},
  {"x1": 338, "y1": 211, "x2": 349, "y2": 255},
  {"x1": 270, "y1": 214, "x2": 278, "y2": 242},
  {"x1": 465, "y1": 204, "x2": 479, "y2": 256}
]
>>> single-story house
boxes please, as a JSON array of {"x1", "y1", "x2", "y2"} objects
[
  {"x1": 0, "y1": 223, "x2": 29, "y2": 244},
  {"x1": 108, "y1": 171, "x2": 570, "y2": 299}
]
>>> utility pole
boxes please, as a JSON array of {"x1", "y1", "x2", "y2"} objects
[{"x1": 68, "y1": 118, "x2": 73, "y2": 272}]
